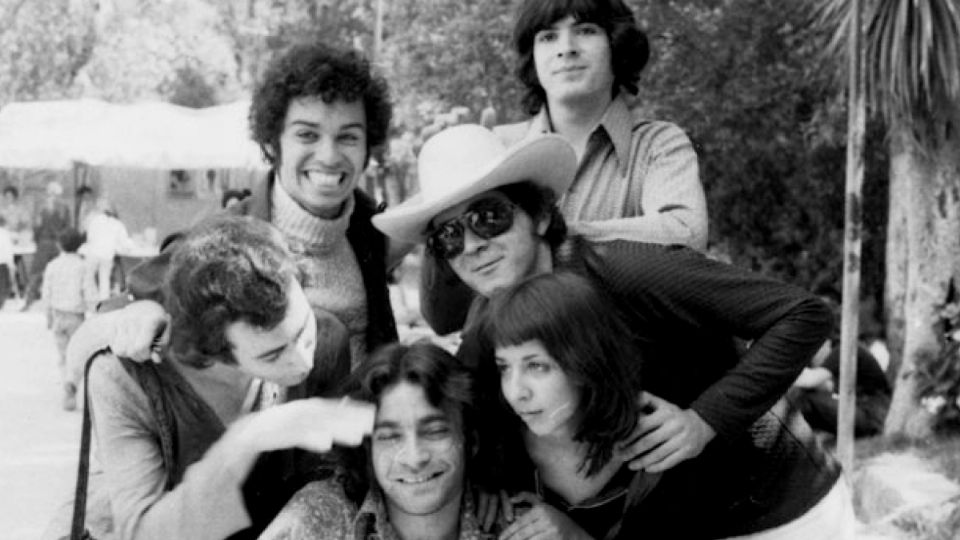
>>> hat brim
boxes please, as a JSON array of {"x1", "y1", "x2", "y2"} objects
[{"x1": 372, "y1": 135, "x2": 576, "y2": 244}]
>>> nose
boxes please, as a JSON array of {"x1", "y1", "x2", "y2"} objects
[
  {"x1": 502, "y1": 369, "x2": 530, "y2": 407},
  {"x1": 295, "y1": 345, "x2": 313, "y2": 371},
  {"x1": 397, "y1": 435, "x2": 430, "y2": 469},
  {"x1": 283, "y1": 347, "x2": 313, "y2": 380},
  {"x1": 556, "y1": 28, "x2": 578, "y2": 57},
  {"x1": 314, "y1": 135, "x2": 340, "y2": 165},
  {"x1": 460, "y1": 227, "x2": 488, "y2": 257}
]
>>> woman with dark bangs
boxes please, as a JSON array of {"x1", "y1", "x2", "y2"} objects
[
  {"x1": 475, "y1": 270, "x2": 855, "y2": 539},
  {"x1": 476, "y1": 272, "x2": 651, "y2": 540}
]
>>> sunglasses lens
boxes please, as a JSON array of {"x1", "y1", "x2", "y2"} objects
[
  {"x1": 467, "y1": 199, "x2": 514, "y2": 238},
  {"x1": 428, "y1": 221, "x2": 465, "y2": 259},
  {"x1": 427, "y1": 199, "x2": 515, "y2": 259}
]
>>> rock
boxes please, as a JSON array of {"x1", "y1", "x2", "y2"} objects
[
  {"x1": 855, "y1": 522, "x2": 908, "y2": 540},
  {"x1": 854, "y1": 452, "x2": 960, "y2": 529}
]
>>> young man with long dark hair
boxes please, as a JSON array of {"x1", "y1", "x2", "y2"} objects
[{"x1": 420, "y1": 0, "x2": 708, "y2": 334}]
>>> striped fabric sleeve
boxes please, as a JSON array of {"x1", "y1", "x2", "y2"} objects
[
  {"x1": 596, "y1": 242, "x2": 832, "y2": 439},
  {"x1": 571, "y1": 121, "x2": 708, "y2": 250}
]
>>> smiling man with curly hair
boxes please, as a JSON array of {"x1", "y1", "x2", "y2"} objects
[{"x1": 67, "y1": 42, "x2": 401, "y2": 376}]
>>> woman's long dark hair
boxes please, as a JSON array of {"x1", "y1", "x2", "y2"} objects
[{"x1": 476, "y1": 272, "x2": 641, "y2": 476}]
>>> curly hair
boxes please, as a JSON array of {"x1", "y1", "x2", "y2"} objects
[
  {"x1": 164, "y1": 215, "x2": 301, "y2": 368},
  {"x1": 476, "y1": 272, "x2": 641, "y2": 476},
  {"x1": 513, "y1": 0, "x2": 650, "y2": 115},
  {"x1": 249, "y1": 41, "x2": 392, "y2": 167}
]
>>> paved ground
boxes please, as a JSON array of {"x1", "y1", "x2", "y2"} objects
[{"x1": 0, "y1": 301, "x2": 81, "y2": 539}]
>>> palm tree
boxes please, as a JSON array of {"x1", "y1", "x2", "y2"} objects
[{"x1": 815, "y1": 0, "x2": 960, "y2": 438}]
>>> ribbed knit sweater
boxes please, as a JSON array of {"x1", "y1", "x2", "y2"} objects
[{"x1": 271, "y1": 184, "x2": 368, "y2": 368}]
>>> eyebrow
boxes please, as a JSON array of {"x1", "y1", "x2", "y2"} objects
[
  {"x1": 254, "y1": 310, "x2": 311, "y2": 360},
  {"x1": 287, "y1": 120, "x2": 366, "y2": 131},
  {"x1": 374, "y1": 413, "x2": 451, "y2": 430},
  {"x1": 495, "y1": 353, "x2": 543, "y2": 363}
]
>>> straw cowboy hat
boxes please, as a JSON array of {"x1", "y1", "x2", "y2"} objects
[{"x1": 372, "y1": 124, "x2": 576, "y2": 244}]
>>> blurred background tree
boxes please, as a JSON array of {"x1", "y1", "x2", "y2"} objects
[
  {"x1": 815, "y1": 0, "x2": 960, "y2": 439},
  {"x1": 0, "y1": 0, "x2": 98, "y2": 103}
]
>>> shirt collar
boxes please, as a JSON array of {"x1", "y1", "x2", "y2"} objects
[
  {"x1": 354, "y1": 487, "x2": 490, "y2": 540},
  {"x1": 528, "y1": 94, "x2": 634, "y2": 177},
  {"x1": 599, "y1": 95, "x2": 634, "y2": 177}
]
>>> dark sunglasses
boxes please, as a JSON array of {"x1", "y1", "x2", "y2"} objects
[{"x1": 426, "y1": 198, "x2": 516, "y2": 259}]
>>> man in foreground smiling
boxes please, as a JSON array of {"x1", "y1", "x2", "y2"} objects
[{"x1": 260, "y1": 341, "x2": 495, "y2": 540}]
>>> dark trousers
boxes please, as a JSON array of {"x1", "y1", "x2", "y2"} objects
[
  {"x1": 23, "y1": 239, "x2": 58, "y2": 305},
  {"x1": 0, "y1": 263, "x2": 9, "y2": 308}
]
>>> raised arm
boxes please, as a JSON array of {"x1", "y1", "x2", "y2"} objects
[
  {"x1": 88, "y1": 357, "x2": 373, "y2": 540},
  {"x1": 65, "y1": 300, "x2": 170, "y2": 384},
  {"x1": 607, "y1": 242, "x2": 831, "y2": 435}
]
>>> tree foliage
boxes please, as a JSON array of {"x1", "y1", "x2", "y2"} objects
[
  {"x1": 0, "y1": 0, "x2": 97, "y2": 104},
  {"x1": 382, "y1": 0, "x2": 522, "y2": 132},
  {"x1": 80, "y1": 0, "x2": 240, "y2": 104},
  {"x1": 629, "y1": 0, "x2": 888, "y2": 301},
  {"x1": 813, "y1": 0, "x2": 960, "y2": 438},
  {"x1": 815, "y1": 0, "x2": 960, "y2": 142}
]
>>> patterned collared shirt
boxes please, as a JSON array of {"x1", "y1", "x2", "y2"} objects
[{"x1": 258, "y1": 479, "x2": 495, "y2": 540}]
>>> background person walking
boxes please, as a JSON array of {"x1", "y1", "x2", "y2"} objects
[{"x1": 41, "y1": 228, "x2": 97, "y2": 411}]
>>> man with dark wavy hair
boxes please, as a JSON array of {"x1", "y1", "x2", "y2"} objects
[
  {"x1": 46, "y1": 215, "x2": 374, "y2": 540},
  {"x1": 67, "y1": 41, "x2": 399, "y2": 372},
  {"x1": 420, "y1": 0, "x2": 709, "y2": 334}
]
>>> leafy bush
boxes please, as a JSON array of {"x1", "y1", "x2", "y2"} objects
[{"x1": 917, "y1": 300, "x2": 960, "y2": 431}]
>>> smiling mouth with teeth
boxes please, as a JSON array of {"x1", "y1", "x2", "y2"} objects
[
  {"x1": 303, "y1": 170, "x2": 346, "y2": 187},
  {"x1": 395, "y1": 471, "x2": 445, "y2": 484}
]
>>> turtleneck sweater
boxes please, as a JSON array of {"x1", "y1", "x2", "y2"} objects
[{"x1": 270, "y1": 182, "x2": 368, "y2": 369}]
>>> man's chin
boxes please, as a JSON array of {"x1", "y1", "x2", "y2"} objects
[
  {"x1": 386, "y1": 486, "x2": 460, "y2": 517},
  {"x1": 276, "y1": 372, "x2": 310, "y2": 387}
]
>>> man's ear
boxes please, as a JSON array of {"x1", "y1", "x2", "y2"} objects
[{"x1": 264, "y1": 143, "x2": 278, "y2": 163}]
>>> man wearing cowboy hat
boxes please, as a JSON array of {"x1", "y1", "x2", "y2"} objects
[
  {"x1": 372, "y1": 124, "x2": 854, "y2": 538},
  {"x1": 419, "y1": 0, "x2": 708, "y2": 335}
]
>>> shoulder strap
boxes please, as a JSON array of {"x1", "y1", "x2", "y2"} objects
[
  {"x1": 69, "y1": 352, "x2": 103, "y2": 540},
  {"x1": 117, "y1": 359, "x2": 177, "y2": 489},
  {"x1": 69, "y1": 353, "x2": 177, "y2": 540}
]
